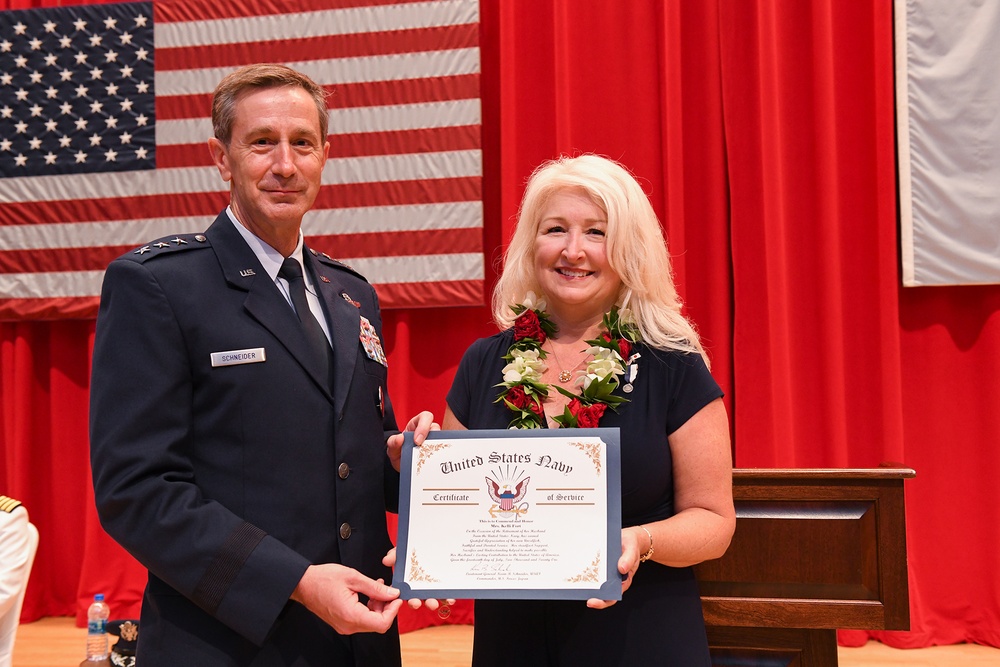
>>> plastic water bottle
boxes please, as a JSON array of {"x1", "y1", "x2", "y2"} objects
[{"x1": 86, "y1": 593, "x2": 110, "y2": 661}]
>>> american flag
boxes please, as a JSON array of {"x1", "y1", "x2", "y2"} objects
[{"x1": 0, "y1": 0, "x2": 483, "y2": 320}]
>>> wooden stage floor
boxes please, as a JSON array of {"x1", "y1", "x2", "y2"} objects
[{"x1": 12, "y1": 617, "x2": 1000, "y2": 666}]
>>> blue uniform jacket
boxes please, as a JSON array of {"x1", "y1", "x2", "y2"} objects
[{"x1": 89, "y1": 212, "x2": 402, "y2": 666}]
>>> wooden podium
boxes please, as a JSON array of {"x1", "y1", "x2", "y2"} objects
[{"x1": 695, "y1": 468, "x2": 915, "y2": 667}]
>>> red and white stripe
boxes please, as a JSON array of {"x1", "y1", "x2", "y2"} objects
[{"x1": 0, "y1": 0, "x2": 483, "y2": 319}]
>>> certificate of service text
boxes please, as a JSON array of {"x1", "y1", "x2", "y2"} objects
[{"x1": 393, "y1": 428, "x2": 622, "y2": 601}]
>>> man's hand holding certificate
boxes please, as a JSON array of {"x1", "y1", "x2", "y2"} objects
[{"x1": 392, "y1": 428, "x2": 622, "y2": 601}]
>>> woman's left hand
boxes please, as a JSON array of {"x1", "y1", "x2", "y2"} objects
[
  {"x1": 386, "y1": 411, "x2": 439, "y2": 472},
  {"x1": 382, "y1": 547, "x2": 456, "y2": 611},
  {"x1": 586, "y1": 526, "x2": 647, "y2": 609}
]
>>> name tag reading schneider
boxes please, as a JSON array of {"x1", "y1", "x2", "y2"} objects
[{"x1": 210, "y1": 348, "x2": 266, "y2": 367}]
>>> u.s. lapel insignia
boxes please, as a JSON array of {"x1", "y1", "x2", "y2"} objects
[
  {"x1": 359, "y1": 315, "x2": 388, "y2": 366},
  {"x1": 240, "y1": 268, "x2": 255, "y2": 277}
]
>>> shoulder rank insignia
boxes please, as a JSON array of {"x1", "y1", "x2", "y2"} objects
[
  {"x1": 129, "y1": 233, "x2": 209, "y2": 262},
  {"x1": 0, "y1": 495, "x2": 23, "y2": 513}
]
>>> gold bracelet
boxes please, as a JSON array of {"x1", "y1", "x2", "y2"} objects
[{"x1": 638, "y1": 525, "x2": 654, "y2": 562}]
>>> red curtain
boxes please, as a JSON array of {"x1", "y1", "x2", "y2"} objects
[{"x1": 3, "y1": 0, "x2": 999, "y2": 649}]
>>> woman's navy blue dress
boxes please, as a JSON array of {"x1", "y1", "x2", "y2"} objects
[{"x1": 446, "y1": 329, "x2": 724, "y2": 667}]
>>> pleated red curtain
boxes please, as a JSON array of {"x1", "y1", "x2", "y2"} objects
[
  {"x1": 716, "y1": 0, "x2": 1000, "y2": 648},
  {"x1": 720, "y1": 0, "x2": 906, "y2": 467},
  {"x1": 1, "y1": 321, "x2": 96, "y2": 617},
  {"x1": 3, "y1": 0, "x2": 999, "y2": 649}
]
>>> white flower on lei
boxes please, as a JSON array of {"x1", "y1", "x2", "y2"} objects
[
  {"x1": 579, "y1": 346, "x2": 626, "y2": 390},
  {"x1": 503, "y1": 348, "x2": 545, "y2": 384},
  {"x1": 517, "y1": 290, "x2": 546, "y2": 314}
]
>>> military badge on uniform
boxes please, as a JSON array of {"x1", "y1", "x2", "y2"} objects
[{"x1": 359, "y1": 316, "x2": 388, "y2": 366}]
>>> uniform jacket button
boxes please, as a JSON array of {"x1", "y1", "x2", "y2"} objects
[
  {"x1": 339, "y1": 522, "x2": 352, "y2": 540},
  {"x1": 338, "y1": 462, "x2": 350, "y2": 479}
]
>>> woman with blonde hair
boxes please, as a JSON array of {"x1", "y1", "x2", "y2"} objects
[{"x1": 443, "y1": 154, "x2": 735, "y2": 665}]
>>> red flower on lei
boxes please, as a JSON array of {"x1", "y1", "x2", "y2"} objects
[
  {"x1": 566, "y1": 399, "x2": 607, "y2": 428},
  {"x1": 504, "y1": 384, "x2": 544, "y2": 417},
  {"x1": 514, "y1": 309, "x2": 547, "y2": 344}
]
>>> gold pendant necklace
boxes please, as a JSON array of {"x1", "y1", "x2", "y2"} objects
[{"x1": 547, "y1": 341, "x2": 584, "y2": 383}]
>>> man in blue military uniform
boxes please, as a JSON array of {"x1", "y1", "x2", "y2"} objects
[{"x1": 90, "y1": 63, "x2": 434, "y2": 666}]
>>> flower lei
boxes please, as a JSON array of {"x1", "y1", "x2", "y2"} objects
[{"x1": 496, "y1": 292, "x2": 641, "y2": 429}]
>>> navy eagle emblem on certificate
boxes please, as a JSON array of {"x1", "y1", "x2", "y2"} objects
[
  {"x1": 393, "y1": 428, "x2": 622, "y2": 601},
  {"x1": 486, "y1": 474, "x2": 530, "y2": 516}
]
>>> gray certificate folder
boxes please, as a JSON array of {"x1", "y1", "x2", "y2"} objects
[{"x1": 393, "y1": 428, "x2": 622, "y2": 601}]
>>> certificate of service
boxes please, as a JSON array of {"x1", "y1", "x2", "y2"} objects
[{"x1": 393, "y1": 428, "x2": 622, "y2": 600}]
